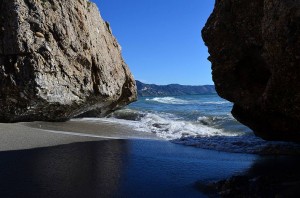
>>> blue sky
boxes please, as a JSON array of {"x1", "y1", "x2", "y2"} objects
[{"x1": 93, "y1": 0, "x2": 214, "y2": 85}]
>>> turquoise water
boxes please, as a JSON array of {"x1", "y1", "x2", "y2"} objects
[
  {"x1": 127, "y1": 94, "x2": 250, "y2": 134},
  {"x1": 103, "y1": 94, "x2": 299, "y2": 154},
  {"x1": 110, "y1": 94, "x2": 245, "y2": 134}
]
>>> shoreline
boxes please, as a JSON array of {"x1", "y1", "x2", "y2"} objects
[
  {"x1": 1, "y1": 121, "x2": 299, "y2": 197},
  {"x1": 0, "y1": 119, "x2": 159, "y2": 151}
]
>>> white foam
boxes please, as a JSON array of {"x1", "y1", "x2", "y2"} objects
[
  {"x1": 82, "y1": 112, "x2": 238, "y2": 141},
  {"x1": 202, "y1": 101, "x2": 231, "y2": 105},
  {"x1": 197, "y1": 115, "x2": 227, "y2": 122},
  {"x1": 173, "y1": 135, "x2": 300, "y2": 155},
  {"x1": 145, "y1": 97, "x2": 231, "y2": 106},
  {"x1": 146, "y1": 97, "x2": 189, "y2": 104}
]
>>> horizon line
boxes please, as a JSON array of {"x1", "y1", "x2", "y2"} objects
[{"x1": 135, "y1": 80, "x2": 215, "y2": 87}]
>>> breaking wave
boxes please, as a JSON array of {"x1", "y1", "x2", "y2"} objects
[
  {"x1": 101, "y1": 109, "x2": 300, "y2": 155},
  {"x1": 145, "y1": 97, "x2": 231, "y2": 105},
  {"x1": 146, "y1": 97, "x2": 190, "y2": 104}
]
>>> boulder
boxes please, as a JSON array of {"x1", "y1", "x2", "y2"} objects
[
  {"x1": 202, "y1": 0, "x2": 300, "y2": 142},
  {"x1": 0, "y1": 0, "x2": 137, "y2": 122}
]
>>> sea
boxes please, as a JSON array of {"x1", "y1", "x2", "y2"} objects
[{"x1": 84, "y1": 94, "x2": 300, "y2": 155}]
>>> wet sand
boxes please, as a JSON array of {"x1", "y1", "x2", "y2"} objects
[
  {"x1": 0, "y1": 139, "x2": 261, "y2": 198},
  {"x1": 0, "y1": 119, "x2": 158, "y2": 151}
]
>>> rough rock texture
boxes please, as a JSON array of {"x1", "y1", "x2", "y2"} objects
[
  {"x1": 0, "y1": 0, "x2": 137, "y2": 122},
  {"x1": 202, "y1": 0, "x2": 300, "y2": 142}
]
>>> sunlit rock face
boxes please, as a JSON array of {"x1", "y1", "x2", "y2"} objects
[
  {"x1": 0, "y1": 0, "x2": 137, "y2": 122},
  {"x1": 202, "y1": 0, "x2": 300, "y2": 142}
]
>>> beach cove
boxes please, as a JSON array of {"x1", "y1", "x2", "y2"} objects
[{"x1": 0, "y1": 0, "x2": 299, "y2": 197}]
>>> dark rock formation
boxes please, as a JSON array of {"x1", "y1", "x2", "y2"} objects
[
  {"x1": 197, "y1": 175, "x2": 300, "y2": 198},
  {"x1": 202, "y1": 0, "x2": 300, "y2": 142},
  {"x1": 136, "y1": 80, "x2": 216, "y2": 97},
  {"x1": 0, "y1": 0, "x2": 137, "y2": 122},
  {"x1": 196, "y1": 156, "x2": 300, "y2": 197}
]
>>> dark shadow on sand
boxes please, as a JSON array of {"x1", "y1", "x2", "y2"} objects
[
  {"x1": 0, "y1": 140, "x2": 128, "y2": 198},
  {"x1": 0, "y1": 139, "x2": 286, "y2": 198}
]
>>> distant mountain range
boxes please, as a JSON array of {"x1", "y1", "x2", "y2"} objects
[{"x1": 136, "y1": 80, "x2": 216, "y2": 97}]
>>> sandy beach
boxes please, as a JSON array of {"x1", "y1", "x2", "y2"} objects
[{"x1": 0, "y1": 119, "x2": 158, "y2": 151}]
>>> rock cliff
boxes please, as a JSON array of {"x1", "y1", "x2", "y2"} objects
[
  {"x1": 0, "y1": 0, "x2": 137, "y2": 122},
  {"x1": 202, "y1": 0, "x2": 300, "y2": 142}
]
